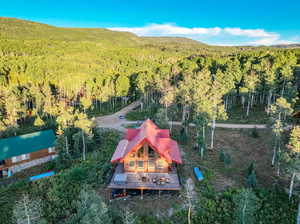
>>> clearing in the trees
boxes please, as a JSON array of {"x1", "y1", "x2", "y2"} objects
[{"x1": 108, "y1": 119, "x2": 182, "y2": 194}]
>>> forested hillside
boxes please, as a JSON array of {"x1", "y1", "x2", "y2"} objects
[
  {"x1": 1, "y1": 18, "x2": 299, "y2": 133},
  {"x1": 1, "y1": 18, "x2": 300, "y2": 224}
]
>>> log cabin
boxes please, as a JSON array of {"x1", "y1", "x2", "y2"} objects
[
  {"x1": 0, "y1": 129, "x2": 56, "y2": 178},
  {"x1": 108, "y1": 119, "x2": 182, "y2": 195}
]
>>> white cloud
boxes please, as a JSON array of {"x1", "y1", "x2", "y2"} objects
[
  {"x1": 109, "y1": 24, "x2": 221, "y2": 36},
  {"x1": 223, "y1": 28, "x2": 277, "y2": 38},
  {"x1": 108, "y1": 23, "x2": 299, "y2": 46},
  {"x1": 250, "y1": 37, "x2": 297, "y2": 46}
]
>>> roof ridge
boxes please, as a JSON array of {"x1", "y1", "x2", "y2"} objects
[{"x1": 111, "y1": 119, "x2": 182, "y2": 164}]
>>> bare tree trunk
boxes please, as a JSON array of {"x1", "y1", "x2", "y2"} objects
[
  {"x1": 242, "y1": 96, "x2": 245, "y2": 108},
  {"x1": 246, "y1": 92, "x2": 251, "y2": 117},
  {"x1": 203, "y1": 123, "x2": 206, "y2": 146},
  {"x1": 250, "y1": 94, "x2": 254, "y2": 108},
  {"x1": 272, "y1": 140, "x2": 277, "y2": 166},
  {"x1": 23, "y1": 197, "x2": 31, "y2": 224},
  {"x1": 297, "y1": 202, "x2": 300, "y2": 224},
  {"x1": 165, "y1": 104, "x2": 168, "y2": 121},
  {"x1": 289, "y1": 171, "x2": 296, "y2": 199},
  {"x1": 277, "y1": 147, "x2": 281, "y2": 176},
  {"x1": 210, "y1": 119, "x2": 216, "y2": 149},
  {"x1": 182, "y1": 105, "x2": 187, "y2": 123},
  {"x1": 267, "y1": 90, "x2": 272, "y2": 115},
  {"x1": 140, "y1": 102, "x2": 143, "y2": 111},
  {"x1": 242, "y1": 203, "x2": 247, "y2": 224},
  {"x1": 261, "y1": 91, "x2": 265, "y2": 104},
  {"x1": 82, "y1": 131, "x2": 86, "y2": 161},
  {"x1": 188, "y1": 206, "x2": 191, "y2": 224},
  {"x1": 225, "y1": 95, "x2": 228, "y2": 111},
  {"x1": 65, "y1": 136, "x2": 69, "y2": 154}
]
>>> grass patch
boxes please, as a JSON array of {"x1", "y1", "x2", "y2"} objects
[
  {"x1": 126, "y1": 104, "x2": 270, "y2": 125},
  {"x1": 218, "y1": 105, "x2": 269, "y2": 124},
  {"x1": 125, "y1": 109, "x2": 154, "y2": 121}
]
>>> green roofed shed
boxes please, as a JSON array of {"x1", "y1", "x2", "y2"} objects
[{"x1": 0, "y1": 130, "x2": 56, "y2": 161}]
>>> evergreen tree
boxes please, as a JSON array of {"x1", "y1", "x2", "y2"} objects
[{"x1": 246, "y1": 170, "x2": 257, "y2": 188}]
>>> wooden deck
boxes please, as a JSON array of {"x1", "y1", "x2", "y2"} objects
[{"x1": 107, "y1": 164, "x2": 181, "y2": 190}]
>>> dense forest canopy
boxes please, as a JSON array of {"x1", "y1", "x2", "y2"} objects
[
  {"x1": 0, "y1": 17, "x2": 299, "y2": 133},
  {"x1": 1, "y1": 17, "x2": 300, "y2": 224}
]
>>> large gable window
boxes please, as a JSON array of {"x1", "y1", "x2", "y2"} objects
[
  {"x1": 148, "y1": 147, "x2": 155, "y2": 158},
  {"x1": 137, "y1": 147, "x2": 144, "y2": 158}
]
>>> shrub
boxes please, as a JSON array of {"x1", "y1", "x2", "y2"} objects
[
  {"x1": 219, "y1": 149, "x2": 232, "y2": 167},
  {"x1": 251, "y1": 127, "x2": 259, "y2": 138},
  {"x1": 219, "y1": 149, "x2": 226, "y2": 162},
  {"x1": 246, "y1": 171, "x2": 257, "y2": 188},
  {"x1": 245, "y1": 163, "x2": 257, "y2": 188}
]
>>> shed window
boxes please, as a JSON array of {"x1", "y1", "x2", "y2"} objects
[
  {"x1": 21, "y1": 154, "x2": 30, "y2": 160},
  {"x1": 12, "y1": 154, "x2": 30, "y2": 163},
  {"x1": 48, "y1": 147, "x2": 55, "y2": 153},
  {"x1": 12, "y1": 156, "x2": 19, "y2": 163}
]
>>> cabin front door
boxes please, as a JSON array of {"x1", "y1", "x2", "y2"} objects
[{"x1": 147, "y1": 159, "x2": 156, "y2": 172}]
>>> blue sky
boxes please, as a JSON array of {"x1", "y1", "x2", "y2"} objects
[{"x1": 1, "y1": 0, "x2": 300, "y2": 45}]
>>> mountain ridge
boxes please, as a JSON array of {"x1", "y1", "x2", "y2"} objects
[{"x1": 0, "y1": 17, "x2": 208, "y2": 49}]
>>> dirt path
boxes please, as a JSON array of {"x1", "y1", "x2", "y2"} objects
[
  {"x1": 170, "y1": 121, "x2": 266, "y2": 129},
  {"x1": 94, "y1": 100, "x2": 267, "y2": 131},
  {"x1": 94, "y1": 100, "x2": 141, "y2": 131}
]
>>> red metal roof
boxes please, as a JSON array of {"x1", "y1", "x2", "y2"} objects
[{"x1": 110, "y1": 119, "x2": 182, "y2": 164}]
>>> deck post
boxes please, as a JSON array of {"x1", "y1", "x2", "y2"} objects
[
  {"x1": 158, "y1": 190, "x2": 161, "y2": 198},
  {"x1": 141, "y1": 189, "x2": 143, "y2": 199}
]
